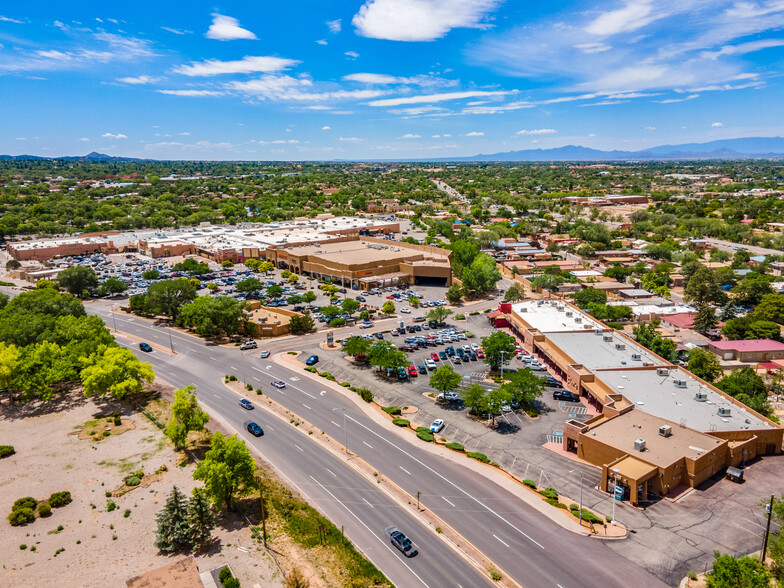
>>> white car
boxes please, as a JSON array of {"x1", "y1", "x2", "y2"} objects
[
  {"x1": 430, "y1": 419, "x2": 445, "y2": 433},
  {"x1": 426, "y1": 359, "x2": 437, "y2": 370},
  {"x1": 401, "y1": 307, "x2": 411, "y2": 314}
]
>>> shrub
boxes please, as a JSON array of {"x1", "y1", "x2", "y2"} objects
[
  {"x1": 340, "y1": 381, "x2": 351, "y2": 387},
  {"x1": 219, "y1": 568, "x2": 233, "y2": 584},
  {"x1": 38, "y1": 503, "x2": 52, "y2": 517},
  {"x1": 125, "y1": 476, "x2": 141, "y2": 487},
  {"x1": 287, "y1": 351, "x2": 297, "y2": 355},
  {"x1": 13, "y1": 497, "x2": 38, "y2": 512},
  {"x1": 523, "y1": 479, "x2": 537, "y2": 490},
  {"x1": 490, "y1": 461, "x2": 500, "y2": 467},
  {"x1": 357, "y1": 388, "x2": 373, "y2": 403},
  {"x1": 223, "y1": 579, "x2": 240, "y2": 588},
  {"x1": 304, "y1": 366, "x2": 317, "y2": 373},
  {"x1": 124, "y1": 509, "x2": 131, "y2": 518},
  {"x1": 318, "y1": 371, "x2": 332, "y2": 378},
  {"x1": 20, "y1": 544, "x2": 27, "y2": 550},
  {"x1": 445, "y1": 442, "x2": 464, "y2": 452},
  {"x1": 8, "y1": 508, "x2": 35, "y2": 526},
  {"x1": 246, "y1": 384, "x2": 253, "y2": 391},
  {"x1": 256, "y1": 388, "x2": 263, "y2": 395},
  {"x1": 466, "y1": 452, "x2": 490, "y2": 463},
  {"x1": 228, "y1": 375, "x2": 237, "y2": 382},
  {"x1": 547, "y1": 499, "x2": 567, "y2": 509},
  {"x1": 382, "y1": 406, "x2": 402, "y2": 415},
  {"x1": 113, "y1": 417, "x2": 122, "y2": 426},
  {"x1": 469, "y1": 311, "x2": 480, "y2": 316},
  {"x1": 605, "y1": 515, "x2": 612, "y2": 522},
  {"x1": 490, "y1": 569, "x2": 502, "y2": 581},
  {"x1": 415, "y1": 428, "x2": 435, "y2": 442},
  {"x1": 392, "y1": 418, "x2": 410, "y2": 427},
  {"x1": 107, "y1": 501, "x2": 117, "y2": 512},
  {"x1": 539, "y1": 487, "x2": 558, "y2": 500},
  {"x1": 455, "y1": 314, "x2": 465, "y2": 320},
  {"x1": 0, "y1": 445, "x2": 16, "y2": 458},
  {"x1": 688, "y1": 571, "x2": 697, "y2": 581}
]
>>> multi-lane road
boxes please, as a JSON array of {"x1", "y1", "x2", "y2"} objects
[{"x1": 87, "y1": 302, "x2": 669, "y2": 588}]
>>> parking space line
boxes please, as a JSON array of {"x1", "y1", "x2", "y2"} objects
[
  {"x1": 362, "y1": 497, "x2": 375, "y2": 509},
  {"x1": 326, "y1": 468, "x2": 337, "y2": 477},
  {"x1": 294, "y1": 444, "x2": 304, "y2": 452}
]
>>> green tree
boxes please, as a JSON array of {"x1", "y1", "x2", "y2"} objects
[
  {"x1": 367, "y1": 340, "x2": 408, "y2": 372},
  {"x1": 142, "y1": 269, "x2": 160, "y2": 280},
  {"x1": 481, "y1": 331, "x2": 516, "y2": 372},
  {"x1": 145, "y1": 279, "x2": 198, "y2": 320},
  {"x1": 329, "y1": 317, "x2": 347, "y2": 327},
  {"x1": 530, "y1": 274, "x2": 564, "y2": 293},
  {"x1": 408, "y1": 295, "x2": 420, "y2": 308},
  {"x1": 186, "y1": 488, "x2": 216, "y2": 550},
  {"x1": 358, "y1": 310, "x2": 370, "y2": 321},
  {"x1": 716, "y1": 368, "x2": 773, "y2": 417},
  {"x1": 0, "y1": 342, "x2": 20, "y2": 389},
  {"x1": 706, "y1": 551, "x2": 770, "y2": 588},
  {"x1": 461, "y1": 253, "x2": 501, "y2": 296},
  {"x1": 97, "y1": 277, "x2": 129, "y2": 297},
  {"x1": 483, "y1": 386, "x2": 514, "y2": 425},
  {"x1": 463, "y1": 383, "x2": 489, "y2": 416},
  {"x1": 236, "y1": 277, "x2": 263, "y2": 294},
  {"x1": 768, "y1": 495, "x2": 784, "y2": 582},
  {"x1": 178, "y1": 296, "x2": 246, "y2": 338},
  {"x1": 266, "y1": 284, "x2": 284, "y2": 299},
  {"x1": 449, "y1": 240, "x2": 479, "y2": 276},
  {"x1": 500, "y1": 368, "x2": 544, "y2": 407},
  {"x1": 733, "y1": 274, "x2": 773, "y2": 306},
  {"x1": 320, "y1": 305, "x2": 342, "y2": 320},
  {"x1": 381, "y1": 300, "x2": 396, "y2": 315},
  {"x1": 687, "y1": 348, "x2": 723, "y2": 383},
  {"x1": 445, "y1": 284, "x2": 463, "y2": 305},
  {"x1": 154, "y1": 486, "x2": 191, "y2": 553},
  {"x1": 165, "y1": 385, "x2": 210, "y2": 449},
  {"x1": 429, "y1": 365, "x2": 462, "y2": 396},
  {"x1": 722, "y1": 317, "x2": 754, "y2": 340},
  {"x1": 302, "y1": 291, "x2": 317, "y2": 304},
  {"x1": 221, "y1": 260, "x2": 234, "y2": 268},
  {"x1": 288, "y1": 314, "x2": 316, "y2": 335},
  {"x1": 81, "y1": 347, "x2": 155, "y2": 399},
  {"x1": 693, "y1": 304, "x2": 718, "y2": 334},
  {"x1": 343, "y1": 336, "x2": 371, "y2": 357},
  {"x1": 426, "y1": 306, "x2": 453, "y2": 325},
  {"x1": 193, "y1": 433, "x2": 258, "y2": 510},
  {"x1": 504, "y1": 282, "x2": 526, "y2": 303},
  {"x1": 752, "y1": 293, "x2": 784, "y2": 324},
  {"x1": 58, "y1": 266, "x2": 98, "y2": 297},
  {"x1": 341, "y1": 298, "x2": 359, "y2": 316},
  {"x1": 684, "y1": 266, "x2": 727, "y2": 305},
  {"x1": 287, "y1": 294, "x2": 302, "y2": 305},
  {"x1": 749, "y1": 320, "x2": 781, "y2": 341},
  {"x1": 173, "y1": 258, "x2": 210, "y2": 275},
  {"x1": 573, "y1": 287, "x2": 607, "y2": 307}
]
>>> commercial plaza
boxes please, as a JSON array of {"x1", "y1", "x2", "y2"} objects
[{"x1": 497, "y1": 299, "x2": 783, "y2": 505}]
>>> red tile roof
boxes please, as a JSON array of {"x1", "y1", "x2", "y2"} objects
[{"x1": 710, "y1": 339, "x2": 784, "y2": 352}]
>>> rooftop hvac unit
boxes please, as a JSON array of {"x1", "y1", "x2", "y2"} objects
[
  {"x1": 657, "y1": 367, "x2": 670, "y2": 376},
  {"x1": 659, "y1": 425, "x2": 673, "y2": 438},
  {"x1": 519, "y1": 307, "x2": 528, "y2": 313},
  {"x1": 615, "y1": 343, "x2": 626, "y2": 350},
  {"x1": 565, "y1": 310, "x2": 572, "y2": 316},
  {"x1": 674, "y1": 379, "x2": 688, "y2": 388},
  {"x1": 595, "y1": 329, "x2": 604, "y2": 336},
  {"x1": 583, "y1": 324, "x2": 593, "y2": 330},
  {"x1": 718, "y1": 407, "x2": 732, "y2": 417},
  {"x1": 695, "y1": 391, "x2": 708, "y2": 402},
  {"x1": 603, "y1": 334, "x2": 613, "y2": 342},
  {"x1": 574, "y1": 317, "x2": 582, "y2": 323},
  {"x1": 631, "y1": 353, "x2": 642, "y2": 361},
  {"x1": 634, "y1": 438, "x2": 647, "y2": 452}
]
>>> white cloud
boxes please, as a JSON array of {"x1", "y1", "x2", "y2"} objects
[
  {"x1": 327, "y1": 19, "x2": 342, "y2": 33},
  {"x1": 575, "y1": 42, "x2": 612, "y2": 54},
  {"x1": 368, "y1": 89, "x2": 514, "y2": 107},
  {"x1": 205, "y1": 14, "x2": 257, "y2": 41},
  {"x1": 0, "y1": 15, "x2": 24, "y2": 23},
  {"x1": 345, "y1": 51, "x2": 360, "y2": 59},
  {"x1": 389, "y1": 106, "x2": 448, "y2": 116},
  {"x1": 656, "y1": 93, "x2": 699, "y2": 103},
  {"x1": 443, "y1": 133, "x2": 451, "y2": 137},
  {"x1": 353, "y1": 0, "x2": 501, "y2": 41},
  {"x1": 144, "y1": 140, "x2": 236, "y2": 151},
  {"x1": 399, "y1": 133, "x2": 421, "y2": 138},
  {"x1": 465, "y1": 131, "x2": 484, "y2": 136},
  {"x1": 701, "y1": 38, "x2": 784, "y2": 59},
  {"x1": 322, "y1": 126, "x2": 331, "y2": 130},
  {"x1": 515, "y1": 128, "x2": 557, "y2": 135},
  {"x1": 79, "y1": 137, "x2": 89, "y2": 142},
  {"x1": 15, "y1": 137, "x2": 27, "y2": 141},
  {"x1": 174, "y1": 55, "x2": 299, "y2": 76},
  {"x1": 226, "y1": 75, "x2": 385, "y2": 101},
  {"x1": 102, "y1": 132, "x2": 128, "y2": 139},
  {"x1": 711, "y1": 121, "x2": 724, "y2": 127},
  {"x1": 644, "y1": 126, "x2": 656, "y2": 130},
  {"x1": 343, "y1": 72, "x2": 456, "y2": 86},
  {"x1": 157, "y1": 89, "x2": 225, "y2": 97},
  {"x1": 116, "y1": 75, "x2": 160, "y2": 85},
  {"x1": 161, "y1": 26, "x2": 188, "y2": 35},
  {"x1": 316, "y1": 39, "x2": 328, "y2": 45},
  {"x1": 178, "y1": 132, "x2": 191, "y2": 136},
  {"x1": 339, "y1": 137, "x2": 363, "y2": 141},
  {"x1": 585, "y1": 0, "x2": 664, "y2": 37}
]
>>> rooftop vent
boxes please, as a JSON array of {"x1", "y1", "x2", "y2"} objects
[
  {"x1": 574, "y1": 317, "x2": 582, "y2": 323},
  {"x1": 615, "y1": 343, "x2": 626, "y2": 350},
  {"x1": 718, "y1": 406, "x2": 732, "y2": 417},
  {"x1": 565, "y1": 311, "x2": 573, "y2": 317},
  {"x1": 659, "y1": 425, "x2": 673, "y2": 438},
  {"x1": 583, "y1": 324, "x2": 593, "y2": 330},
  {"x1": 674, "y1": 379, "x2": 688, "y2": 388},
  {"x1": 634, "y1": 438, "x2": 647, "y2": 452},
  {"x1": 695, "y1": 391, "x2": 708, "y2": 402},
  {"x1": 643, "y1": 361, "x2": 654, "y2": 367},
  {"x1": 595, "y1": 329, "x2": 604, "y2": 336},
  {"x1": 657, "y1": 367, "x2": 670, "y2": 376},
  {"x1": 631, "y1": 353, "x2": 642, "y2": 361},
  {"x1": 603, "y1": 334, "x2": 613, "y2": 342}
]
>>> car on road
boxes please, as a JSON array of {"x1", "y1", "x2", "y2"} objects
[
  {"x1": 430, "y1": 419, "x2": 445, "y2": 433},
  {"x1": 387, "y1": 527, "x2": 418, "y2": 558},
  {"x1": 305, "y1": 355, "x2": 319, "y2": 366},
  {"x1": 374, "y1": 332, "x2": 384, "y2": 340},
  {"x1": 436, "y1": 391, "x2": 459, "y2": 402},
  {"x1": 413, "y1": 316, "x2": 426, "y2": 323},
  {"x1": 139, "y1": 342, "x2": 153, "y2": 352},
  {"x1": 247, "y1": 422, "x2": 264, "y2": 437},
  {"x1": 239, "y1": 398, "x2": 254, "y2": 410},
  {"x1": 553, "y1": 390, "x2": 580, "y2": 402},
  {"x1": 408, "y1": 365, "x2": 418, "y2": 377},
  {"x1": 272, "y1": 380, "x2": 287, "y2": 389},
  {"x1": 240, "y1": 340, "x2": 258, "y2": 350},
  {"x1": 259, "y1": 350, "x2": 271, "y2": 358},
  {"x1": 426, "y1": 359, "x2": 437, "y2": 370}
]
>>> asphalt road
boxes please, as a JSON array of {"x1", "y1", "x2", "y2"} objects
[
  {"x1": 87, "y1": 303, "x2": 669, "y2": 588},
  {"x1": 703, "y1": 238, "x2": 783, "y2": 256}
]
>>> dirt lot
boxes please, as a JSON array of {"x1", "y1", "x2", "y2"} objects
[{"x1": 0, "y1": 393, "x2": 281, "y2": 588}]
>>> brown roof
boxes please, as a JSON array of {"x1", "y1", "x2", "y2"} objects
[{"x1": 126, "y1": 556, "x2": 202, "y2": 588}]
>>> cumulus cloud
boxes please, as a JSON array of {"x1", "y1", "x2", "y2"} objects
[
  {"x1": 102, "y1": 132, "x2": 128, "y2": 139},
  {"x1": 205, "y1": 14, "x2": 257, "y2": 41},
  {"x1": 174, "y1": 55, "x2": 299, "y2": 76},
  {"x1": 711, "y1": 121, "x2": 724, "y2": 127},
  {"x1": 321, "y1": 126, "x2": 331, "y2": 130},
  {"x1": 368, "y1": 89, "x2": 514, "y2": 107},
  {"x1": 465, "y1": 131, "x2": 484, "y2": 136},
  {"x1": 157, "y1": 89, "x2": 225, "y2": 97},
  {"x1": 79, "y1": 137, "x2": 89, "y2": 141},
  {"x1": 515, "y1": 128, "x2": 556, "y2": 135},
  {"x1": 339, "y1": 137, "x2": 363, "y2": 141},
  {"x1": 316, "y1": 39, "x2": 328, "y2": 45},
  {"x1": 116, "y1": 75, "x2": 160, "y2": 85},
  {"x1": 399, "y1": 133, "x2": 421, "y2": 138},
  {"x1": 644, "y1": 126, "x2": 656, "y2": 130},
  {"x1": 353, "y1": 0, "x2": 501, "y2": 41}
]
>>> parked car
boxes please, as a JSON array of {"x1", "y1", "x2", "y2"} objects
[
  {"x1": 239, "y1": 398, "x2": 254, "y2": 410},
  {"x1": 413, "y1": 316, "x2": 426, "y2": 323},
  {"x1": 305, "y1": 355, "x2": 319, "y2": 366},
  {"x1": 417, "y1": 364, "x2": 427, "y2": 375},
  {"x1": 272, "y1": 380, "x2": 287, "y2": 389},
  {"x1": 430, "y1": 352, "x2": 440, "y2": 362},
  {"x1": 259, "y1": 350, "x2": 271, "y2": 358},
  {"x1": 240, "y1": 340, "x2": 258, "y2": 350},
  {"x1": 408, "y1": 365, "x2": 418, "y2": 377},
  {"x1": 430, "y1": 419, "x2": 445, "y2": 433},
  {"x1": 436, "y1": 392, "x2": 459, "y2": 401},
  {"x1": 139, "y1": 342, "x2": 153, "y2": 352},
  {"x1": 543, "y1": 376, "x2": 562, "y2": 387},
  {"x1": 388, "y1": 528, "x2": 418, "y2": 558},
  {"x1": 401, "y1": 307, "x2": 411, "y2": 314},
  {"x1": 553, "y1": 390, "x2": 580, "y2": 402},
  {"x1": 426, "y1": 359, "x2": 437, "y2": 370},
  {"x1": 247, "y1": 422, "x2": 264, "y2": 437}
]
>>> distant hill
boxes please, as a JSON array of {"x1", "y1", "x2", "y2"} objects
[{"x1": 0, "y1": 152, "x2": 143, "y2": 162}]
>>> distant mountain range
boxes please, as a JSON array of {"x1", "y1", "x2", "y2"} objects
[{"x1": 4, "y1": 138, "x2": 784, "y2": 162}]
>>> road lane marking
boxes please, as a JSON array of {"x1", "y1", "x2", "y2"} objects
[
  {"x1": 230, "y1": 366, "x2": 238, "y2": 370},
  {"x1": 302, "y1": 404, "x2": 311, "y2": 410},
  {"x1": 331, "y1": 421, "x2": 341, "y2": 428},
  {"x1": 294, "y1": 444, "x2": 304, "y2": 452},
  {"x1": 326, "y1": 468, "x2": 337, "y2": 477},
  {"x1": 210, "y1": 357, "x2": 217, "y2": 361},
  {"x1": 213, "y1": 394, "x2": 221, "y2": 398},
  {"x1": 363, "y1": 441, "x2": 373, "y2": 449},
  {"x1": 309, "y1": 476, "x2": 429, "y2": 588},
  {"x1": 253, "y1": 377, "x2": 260, "y2": 382},
  {"x1": 320, "y1": 390, "x2": 326, "y2": 396},
  {"x1": 443, "y1": 497, "x2": 456, "y2": 507},
  {"x1": 399, "y1": 466, "x2": 411, "y2": 475},
  {"x1": 362, "y1": 497, "x2": 375, "y2": 509},
  {"x1": 493, "y1": 534, "x2": 510, "y2": 548},
  {"x1": 252, "y1": 367, "x2": 264, "y2": 373}
]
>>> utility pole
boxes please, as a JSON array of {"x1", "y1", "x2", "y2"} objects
[
  {"x1": 257, "y1": 476, "x2": 267, "y2": 548},
  {"x1": 762, "y1": 494, "x2": 775, "y2": 564},
  {"x1": 500, "y1": 350, "x2": 504, "y2": 379},
  {"x1": 332, "y1": 407, "x2": 347, "y2": 454},
  {"x1": 416, "y1": 491, "x2": 421, "y2": 511}
]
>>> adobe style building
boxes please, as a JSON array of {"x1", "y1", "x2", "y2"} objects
[
  {"x1": 7, "y1": 236, "x2": 119, "y2": 261},
  {"x1": 708, "y1": 339, "x2": 784, "y2": 363},
  {"x1": 499, "y1": 299, "x2": 782, "y2": 505},
  {"x1": 265, "y1": 236, "x2": 452, "y2": 290}
]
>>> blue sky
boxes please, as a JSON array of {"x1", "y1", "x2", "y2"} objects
[{"x1": 2, "y1": 0, "x2": 784, "y2": 160}]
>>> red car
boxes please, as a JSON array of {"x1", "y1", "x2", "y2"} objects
[
  {"x1": 430, "y1": 352, "x2": 440, "y2": 361},
  {"x1": 408, "y1": 365, "x2": 418, "y2": 377},
  {"x1": 386, "y1": 295, "x2": 395, "y2": 299},
  {"x1": 477, "y1": 350, "x2": 485, "y2": 359}
]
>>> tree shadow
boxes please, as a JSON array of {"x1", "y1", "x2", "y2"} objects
[
  {"x1": 494, "y1": 419, "x2": 521, "y2": 435},
  {"x1": 0, "y1": 387, "x2": 126, "y2": 422}
]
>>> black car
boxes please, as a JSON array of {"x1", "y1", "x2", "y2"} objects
[
  {"x1": 239, "y1": 398, "x2": 254, "y2": 410},
  {"x1": 543, "y1": 376, "x2": 563, "y2": 387},
  {"x1": 247, "y1": 422, "x2": 264, "y2": 437},
  {"x1": 553, "y1": 390, "x2": 580, "y2": 402},
  {"x1": 139, "y1": 342, "x2": 153, "y2": 352},
  {"x1": 417, "y1": 365, "x2": 427, "y2": 375}
]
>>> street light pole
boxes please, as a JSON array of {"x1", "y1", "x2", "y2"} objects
[
  {"x1": 611, "y1": 467, "x2": 620, "y2": 525},
  {"x1": 500, "y1": 350, "x2": 504, "y2": 379},
  {"x1": 332, "y1": 407, "x2": 347, "y2": 454},
  {"x1": 111, "y1": 311, "x2": 117, "y2": 332},
  {"x1": 570, "y1": 469, "x2": 584, "y2": 527}
]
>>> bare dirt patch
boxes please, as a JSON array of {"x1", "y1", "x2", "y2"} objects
[{"x1": 0, "y1": 394, "x2": 281, "y2": 588}]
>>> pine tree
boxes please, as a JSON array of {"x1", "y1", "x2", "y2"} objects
[
  {"x1": 186, "y1": 488, "x2": 216, "y2": 549},
  {"x1": 155, "y1": 486, "x2": 191, "y2": 552},
  {"x1": 693, "y1": 304, "x2": 718, "y2": 334}
]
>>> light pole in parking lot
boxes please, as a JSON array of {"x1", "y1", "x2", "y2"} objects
[{"x1": 332, "y1": 407, "x2": 348, "y2": 454}]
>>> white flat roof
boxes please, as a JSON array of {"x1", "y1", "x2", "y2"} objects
[
  {"x1": 512, "y1": 300, "x2": 603, "y2": 332},
  {"x1": 546, "y1": 330, "x2": 664, "y2": 370}
]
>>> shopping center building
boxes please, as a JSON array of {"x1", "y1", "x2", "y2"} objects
[{"x1": 497, "y1": 299, "x2": 783, "y2": 505}]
